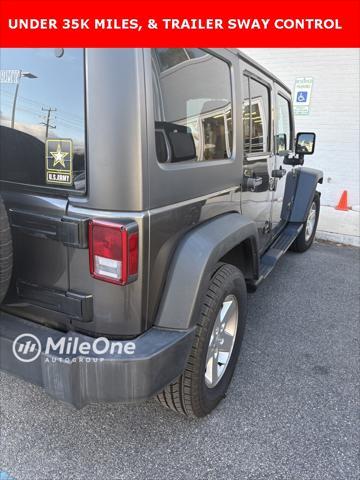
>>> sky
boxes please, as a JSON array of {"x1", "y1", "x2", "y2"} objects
[{"x1": 0, "y1": 48, "x2": 85, "y2": 146}]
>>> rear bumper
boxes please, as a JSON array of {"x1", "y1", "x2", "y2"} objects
[{"x1": 0, "y1": 311, "x2": 195, "y2": 408}]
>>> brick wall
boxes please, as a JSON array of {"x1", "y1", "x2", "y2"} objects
[{"x1": 241, "y1": 48, "x2": 360, "y2": 209}]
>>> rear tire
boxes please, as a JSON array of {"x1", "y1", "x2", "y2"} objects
[
  {"x1": 156, "y1": 263, "x2": 247, "y2": 417},
  {"x1": 0, "y1": 196, "x2": 13, "y2": 303},
  {"x1": 290, "y1": 192, "x2": 320, "y2": 253}
]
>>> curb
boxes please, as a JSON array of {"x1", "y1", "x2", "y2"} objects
[{"x1": 316, "y1": 230, "x2": 360, "y2": 247}]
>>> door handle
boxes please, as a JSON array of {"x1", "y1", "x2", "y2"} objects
[
  {"x1": 246, "y1": 175, "x2": 263, "y2": 191},
  {"x1": 272, "y1": 167, "x2": 287, "y2": 178}
]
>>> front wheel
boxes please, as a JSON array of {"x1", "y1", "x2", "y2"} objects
[
  {"x1": 156, "y1": 263, "x2": 247, "y2": 417},
  {"x1": 290, "y1": 192, "x2": 320, "y2": 253}
]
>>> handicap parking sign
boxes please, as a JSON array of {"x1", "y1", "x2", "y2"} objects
[
  {"x1": 293, "y1": 77, "x2": 313, "y2": 115},
  {"x1": 296, "y1": 91, "x2": 308, "y2": 103}
]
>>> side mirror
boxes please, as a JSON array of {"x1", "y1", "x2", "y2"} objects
[
  {"x1": 295, "y1": 132, "x2": 316, "y2": 155},
  {"x1": 275, "y1": 133, "x2": 287, "y2": 155}
]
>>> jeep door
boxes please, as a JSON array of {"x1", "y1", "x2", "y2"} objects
[
  {"x1": 240, "y1": 68, "x2": 275, "y2": 250},
  {"x1": 271, "y1": 86, "x2": 294, "y2": 231}
]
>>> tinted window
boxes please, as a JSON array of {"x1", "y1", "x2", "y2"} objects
[
  {"x1": 152, "y1": 48, "x2": 233, "y2": 164},
  {"x1": 156, "y1": 48, "x2": 207, "y2": 72},
  {"x1": 0, "y1": 48, "x2": 86, "y2": 191},
  {"x1": 276, "y1": 94, "x2": 292, "y2": 151},
  {"x1": 242, "y1": 76, "x2": 270, "y2": 154}
]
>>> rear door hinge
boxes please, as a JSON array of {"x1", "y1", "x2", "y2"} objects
[{"x1": 9, "y1": 209, "x2": 89, "y2": 249}]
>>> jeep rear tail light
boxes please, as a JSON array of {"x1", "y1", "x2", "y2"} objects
[{"x1": 88, "y1": 220, "x2": 138, "y2": 285}]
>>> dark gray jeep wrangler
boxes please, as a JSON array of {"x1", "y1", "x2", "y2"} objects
[{"x1": 0, "y1": 48, "x2": 322, "y2": 417}]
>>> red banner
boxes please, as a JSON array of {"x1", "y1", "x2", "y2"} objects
[{"x1": 0, "y1": 0, "x2": 359, "y2": 47}]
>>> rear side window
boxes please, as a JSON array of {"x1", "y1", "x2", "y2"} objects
[
  {"x1": 276, "y1": 94, "x2": 292, "y2": 151},
  {"x1": 243, "y1": 75, "x2": 270, "y2": 154},
  {"x1": 0, "y1": 48, "x2": 86, "y2": 191},
  {"x1": 156, "y1": 48, "x2": 207, "y2": 72},
  {"x1": 152, "y1": 48, "x2": 233, "y2": 164}
]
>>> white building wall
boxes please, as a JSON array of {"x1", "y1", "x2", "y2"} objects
[{"x1": 241, "y1": 48, "x2": 360, "y2": 245}]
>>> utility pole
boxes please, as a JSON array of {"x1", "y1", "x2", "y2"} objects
[{"x1": 40, "y1": 107, "x2": 57, "y2": 139}]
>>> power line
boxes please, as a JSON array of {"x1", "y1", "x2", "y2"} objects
[
  {"x1": 0, "y1": 88, "x2": 84, "y2": 123},
  {"x1": 40, "y1": 107, "x2": 56, "y2": 139}
]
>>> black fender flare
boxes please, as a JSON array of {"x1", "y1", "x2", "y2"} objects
[
  {"x1": 155, "y1": 213, "x2": 259, "y2": 330},
  {"x1": 282, "y1": 167, "x2": 323, "y2": 223}
]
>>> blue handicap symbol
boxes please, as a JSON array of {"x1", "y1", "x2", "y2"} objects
[
  {"x1": 297, "y1": 91, "x2": 308, "y2": 103},
  {"x1": 0, "y1": 472, "x2": 16, "y2": 480}
]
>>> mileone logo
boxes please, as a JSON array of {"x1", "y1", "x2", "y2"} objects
[{"x1": 12, "y1": 333, "x2": 136, "y2": 363}]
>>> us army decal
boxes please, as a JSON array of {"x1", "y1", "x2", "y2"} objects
[{"x1": 45, "y1": 139, "x2": 73, "y2": 186}]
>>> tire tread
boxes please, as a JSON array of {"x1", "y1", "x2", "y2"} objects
[
  {"x1": 156, "y1": 263, "x2": 245, "y2": 417},
  {"x1": 0, "y1": 196, "x2": 13, "y2": 303}
]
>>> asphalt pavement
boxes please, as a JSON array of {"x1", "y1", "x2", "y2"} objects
[{"x1": 0, "y1": 241, "x2": 359, "y2": 480}]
